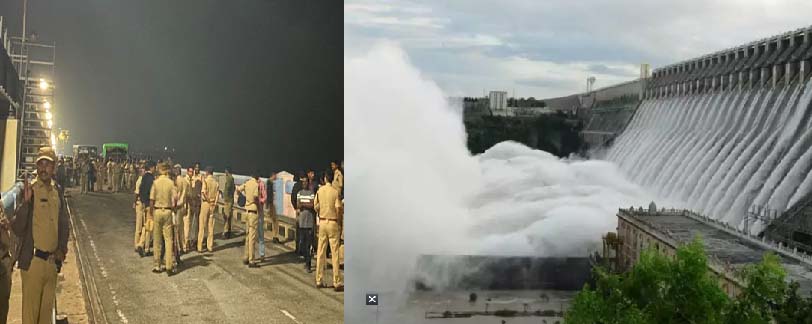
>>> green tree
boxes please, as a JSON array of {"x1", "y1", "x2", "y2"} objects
[
  {"x1": 567, "y1": 239, "x2": 812, "y2": 323},
  {"x1": 567, "y1": 239, "x2": 725, "y2": 323}
]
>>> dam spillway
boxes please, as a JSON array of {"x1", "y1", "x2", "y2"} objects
[{"x1": 607, "y1": 26, "x2": 812, "y2": 233}]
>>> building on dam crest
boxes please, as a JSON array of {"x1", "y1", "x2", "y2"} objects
[{"x1": 612, "y1": 206, "x2": 812, "y2": 297}]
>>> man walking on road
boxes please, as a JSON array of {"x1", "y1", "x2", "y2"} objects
[
  {"x1": 238, "y1": 174, "x2": 260, "y2": 268},
  {"x1": 222, "y1": 168, "x2": 236, "y2": 239},
  {"x1": 295, "y1": 177, "x2": 316, "y2": 273},
  {"x1": 198, "y1": 167, "x2": 219, "y2": 253},
  {"x1": 314, "y1": 170, "x2": 343, "y2": 291},
  {"x1": 11, "y1": 147, "x2": 70, "y2": 324},
  {"x1": 150, "y1": 163, "x2": 178, "y2": 275}
]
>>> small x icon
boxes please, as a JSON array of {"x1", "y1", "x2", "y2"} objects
[{"x1": 366, "y1": 293, "x2": 379, "y2": 306}]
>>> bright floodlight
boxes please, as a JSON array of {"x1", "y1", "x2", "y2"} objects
[
  {"x1": 50, "y1": 134, "x2": 57, "y2": 146},
  {"x1": 39, "y1": 79, "x2": 48, "y2": 90},
  {"x1": 44, "y1": 101, "x2": 51, "y2": 109},
  {"x1": 47, "y1": 120, "x2": 53, "y2": 128},
  {"x1": 45, "y1": 112, "x2": 53, "y2": 120}
]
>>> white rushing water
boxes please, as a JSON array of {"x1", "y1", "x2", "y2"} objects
[
  {"x1": 345, "y1": 44, "x2": 654, "y2": 323},
  {"x1": 607, "y1": 78, "x2": 812, "y2": 232}
]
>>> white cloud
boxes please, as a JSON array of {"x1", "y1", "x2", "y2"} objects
[{"x1": 345, "y1": 0, "x2": 812, "y2": 98}]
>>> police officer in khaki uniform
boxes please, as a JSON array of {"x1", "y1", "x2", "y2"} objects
[
  {"x1": 198, "y1": 167, "x2": 219, "y2": 252},
  {"x1": 150, "y1": 163, "x2": 178, "y2": 275},
  {"x1": 133, "y1": 168, "x2": 144, "y2": 253},
  {"x1": 137, "y1": 162, "x2": 156, "y2": 257},
  {"x1": 11, "y1": 147, "x2": 70, "y2": 324},
  {"x1": 314, "y1": 170, "x2": 343, "y2": 291},
  {"x1": 173, "y1": 165, "x2": 190, "y2": 253},
  {"x1": 237, "y1": 174, "x2": 260, "y2": 268}
]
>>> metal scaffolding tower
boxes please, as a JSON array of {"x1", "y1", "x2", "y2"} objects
[{"x1": 9, "y1": 35, "x2": 56, "y2": 177}]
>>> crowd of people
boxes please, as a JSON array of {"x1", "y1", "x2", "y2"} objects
[
  {"x1": 0, "y1": 148, "x2": 345, "y2": 324},
  {"x1": 59, "y1": 155, "x2": 345, "y2": 291}
]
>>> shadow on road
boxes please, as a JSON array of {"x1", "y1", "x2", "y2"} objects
[
  {"x1": 213, "y1": 239, "x2": 245, "y2": 252},
  {"x1": 178, "y1": 254, "x2": 213, "y2": 272},
  {"x1": 257, "y1": 251, "x2": 305, "y2": 267}
]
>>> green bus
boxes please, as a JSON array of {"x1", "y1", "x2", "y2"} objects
[{"x1": 102, "y1": 143, "x2": 129, "y2": 160}]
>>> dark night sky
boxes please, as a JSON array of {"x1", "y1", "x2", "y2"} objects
[{"x1": 0, "y1": 0, "x2": 342, "y2": 175}]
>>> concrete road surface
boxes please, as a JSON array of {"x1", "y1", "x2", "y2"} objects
[{"x1": 68, "y1": 189, "x2": 343, "y2": 324}]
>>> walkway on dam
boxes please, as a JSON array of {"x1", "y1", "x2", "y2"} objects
[{"x1": 67, "y1": 188, "x2": 343, "y2": 324}]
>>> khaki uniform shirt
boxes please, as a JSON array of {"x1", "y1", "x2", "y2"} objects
[
  {"x1": 201, "y1": 175, "x2": 219, "y2": 204},
  {"x1": 240, "y1": 178, "x2": 259, "y2": 212},
  {"x1": 32, "y1": 179, "x2": 60, "y2": 252},
  {"x1": 150, "y1": 175, "x2": 177, "y2": 208},
  {"x1": 314, "y1": 183, "x2": 342, "y2": 221},
  {"x1": 175, "y1": 176, "x2": 190, "y2": 206}
]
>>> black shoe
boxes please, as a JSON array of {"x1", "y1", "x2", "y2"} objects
[
  {"x1": 243, "y1": 259, "x2": 249, "y2": 265},
  {"x1": 224, "y1": 232, "x2": 232, "y2": 239},
  {"x1": 151, "y1": 268, "x2": 162, "y2": 273},
  {"x1": 138, "y1": 248, "x2": 145, "y2": 258},
  {"x1": 145, "y1": 251, "x2": 153, "y2": 257},
  {"x1": 334, "y1": 285, "x2": 344, "y2": 292},
  {"x1": 315, "y1": 283, "x2": 325, "y2": 289},
  {"x1": 305, "y1": 266, "x2": 312, "y2": 273},
  {"x1": 272, "y1": 238, "x2": 281, "y2": 244},
  {"x1": 248, "y1": 263, "x2": 260, "y2": 268},
  {"x1": 166, "y1": 269, "x2": 177, "y2": 277}
]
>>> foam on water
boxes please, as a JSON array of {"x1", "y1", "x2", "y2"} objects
[{"x1": 345, "y1": 44, "x2": 653, "y2": 323}]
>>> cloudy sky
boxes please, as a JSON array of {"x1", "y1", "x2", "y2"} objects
[{"x1": 345, "y1": 0, "x2": 812, "y2": 99}]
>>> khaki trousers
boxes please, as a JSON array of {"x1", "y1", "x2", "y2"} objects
[
  {"x1": 223, "y1": 201, "x2": 234, "y2": 234},
  {"x1": 184, "y1": 201, "x2": 200, "y2": 251},
  {"x1": 139, "y1": 206, "x2": 153, "y2": 251},
  {"x1": 316, "y1": 220, "x2": 342, "y2": 286},
  {"x1": 134, "y1": 201, "x2": 145, "y2": 248},
  {"x1": 152, "y1": 209, "x2": 174, "y2": 270},
  {"x1": 21, "y1": 256, "x2": 57, "y2": 324},
  {"x1": 243, "y1": 211, "x2": 258, "y2": 263},
  {"x1": 198, "y1": 202, "x2": 216, "y2": 251}
]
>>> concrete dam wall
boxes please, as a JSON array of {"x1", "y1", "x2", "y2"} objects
[{"x1": 608, "y1": 26, "x2": 812, "y2": 233}]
